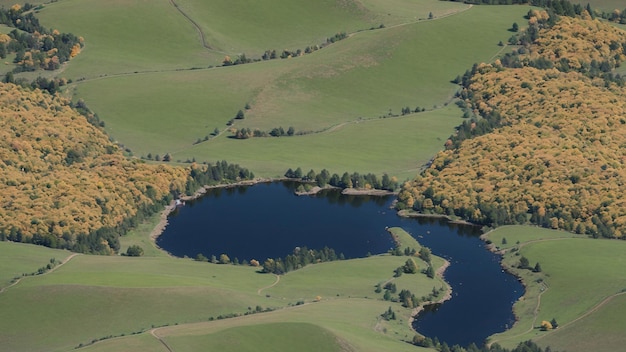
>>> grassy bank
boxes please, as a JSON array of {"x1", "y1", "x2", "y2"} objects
[{"x1": 484, "y1": 226, "x2": 626, "y2": 351}]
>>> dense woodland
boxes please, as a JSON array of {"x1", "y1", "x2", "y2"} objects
[
  {"x1": 0, "y1": 83, "x2": 254, "y2": 253},
  {"x1": 399, "y1": 13, "x2": 626, "y2": 238}
]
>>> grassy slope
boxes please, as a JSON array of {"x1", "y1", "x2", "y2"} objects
[
  {"x1": 68, "y1": 5, "x2": 529, "y2": 179},
  {"x1": 584, "y1": 0, "x2": 626, "y2": 12},
  {"x1": 165, "y1": 322, "x2": 348, "y2": 352},
  {"x1": 0, "y1": 235, "x2": 444, "y2": 352},
  {"x1": 0, "y1": 241, "x2": 72, "y2": 288},
  {"x1": 485, "y1": 226, "x2": 626, "y2": 351},
  {"x1": 36, "y1": 0, "x2": 216, "y2": 79}
]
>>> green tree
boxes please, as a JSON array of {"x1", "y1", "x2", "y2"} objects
[
  {"x1": 125, "y1": 245, "x2": 144, "y2": 257},
  {"x1": 195, "y1": 253, "x2": 208, "y2": 262},
  {"x1": 534, "y1": 262, "x2": 542, "y2": 272},
  {"x1": 425, "y1": 265, "x2": 435, "y2": 278},
  {"x1": 419, "y1": 247, "x2": 432, "y2": 263},
  {"x1": 511, "y1": 22, "x2": 519, "y2": 32},
  {"x1": 403, "y1": 258, "x2": 418, "y2": 274},
  {"x1": 550, "y1": 318, "x2": 559, "y2": 329},
  {"x1": 235, "y1": 109, "x2": 245, "y2": 120},
  {"x1": 519, "y1": 256, "x2": 530, "y2": 269}
]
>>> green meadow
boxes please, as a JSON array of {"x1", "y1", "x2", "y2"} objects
[
  {"x1": 60, "y1": 4, "x2": 530, "y2": 179},
  {"x1": 485, "y1": 226, "x2": 626, "y2": 351},
  {"x1": 0, "y1": 230, "x2": 444, "y2": 352}
]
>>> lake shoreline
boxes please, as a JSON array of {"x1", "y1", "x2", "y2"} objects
[
  {"x1": 150, "y1": 178, "x2": 397, "y2": 249},
  {"x1": 408, "y1": 259, "x2": 453, "y2": 328}
]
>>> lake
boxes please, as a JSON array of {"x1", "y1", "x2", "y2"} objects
[{"x1": 157, "y1": 182, "x2": 523, "y2": 347}]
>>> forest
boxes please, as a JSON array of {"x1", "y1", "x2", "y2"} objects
[
  {"x1": 0, "y1": 83, "x2": 253, "y2": 253},
  {"x1": 398, "y1": 12, "x2": 626, "y2": 238}
]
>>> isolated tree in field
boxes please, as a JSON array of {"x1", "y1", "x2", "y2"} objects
[
  {"x1": 403, "y1": 258, "x2": 419, "y2": 274},
  {"x1": 235, "y1": 110, "x2": 245, "y2": 120},
  {"x1": 428, "y1": 12, "x2": 434, "y2": 19},
  {"x1": 519, "y1": 256, "x2": 530, "y2": 269},
  {"x1": 511, "y1": 22, "x2": 519, "y2": 32},
  {"x1": 533, "y1": 262, "x2": 542, "y2": 272},
  {"x1": 419, "y1": 247, "x2": 432, "y2": 263},
  {"x1": 540, "y1": 320, "x2": 553, "y2": 331},
  {"x1": 424, "y1": 265, "x2": 435, "y2": 278},
  {"x1": 550, "y1": 318, "x2": 558, "y2": 329},
  {"x1": 125, "y1": 245, "x2": 144, "y2": 257}
]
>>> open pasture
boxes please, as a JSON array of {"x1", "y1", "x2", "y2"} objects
[
  {"x1": 0, "y1": 237, "x2": 442, "y2": 351},
  {"x1": 485, "y1": 227, "x2": 626, "y2": 350},
  {"x1": 0, "y1": 241, "x2": 71, "y2": 288},
  {"x1": 36, "y1": 0, "x2": 216, "y2": 79},
  {"x1": 69, "y1": 5, "x2": 530, "y2": 179}
]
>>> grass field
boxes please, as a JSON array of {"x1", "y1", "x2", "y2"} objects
[
  {"x1": 0, "y1": 230, "x2": 446, "y2": 352},
  {"x1": 36, "y1": 0, "x2": 217, "y2": 79},
  {"x1": 0, "y1": 241, "x2": 72, "y2": 289},
  {"x1": 484, "y1": 226, "x2": 626, "y2": 351},
  {"x1": 62, "y1": 5, "x2": 530, "y2": 179}
]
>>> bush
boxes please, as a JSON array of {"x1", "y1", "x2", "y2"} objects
[{"x1": 125, "y1": 245, "x2": 144, "y2": 257}]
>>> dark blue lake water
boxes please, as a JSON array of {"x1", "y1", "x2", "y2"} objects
[{"x1": 157, "y1": 182, "x2": 522, "y2": 347}]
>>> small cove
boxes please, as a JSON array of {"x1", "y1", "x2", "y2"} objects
[{"x1": 157, "y1": 182, "x2": 523, "y2": 347}]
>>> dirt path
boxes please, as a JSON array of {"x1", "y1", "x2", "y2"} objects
[
  {"x1": 0, "y1": 252, "x2": 79, "y2": 294},
  {"x1": 150, "y1": 328, "x2": 174, "y2": 352},
  {"x1": 257, "y1": 274, "x2": 280, "y2": 295},
  {"x1": 168, "y1": 0, "x2": 211, "y2": 51}
]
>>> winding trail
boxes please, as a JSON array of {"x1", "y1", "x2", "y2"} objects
[
  {"x1": 0, "y1": 252, "x2": 79, "y2": 294},
  {"x1": 150, "y1": 328, "x2": 174, "y2": 352},
  {"x1": 534, "y1": 290, "x2": 626, "y2": 341},
  {"x1": 168, "y1": 0, "x2": 211, "y2": 52},
  {"x1": 257, "y1": 274, "x2": 280, "y2": 295}
]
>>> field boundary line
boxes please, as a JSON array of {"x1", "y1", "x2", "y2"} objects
[{"x1": 0, "y1": 252, "x2": 79, "y2": 294}]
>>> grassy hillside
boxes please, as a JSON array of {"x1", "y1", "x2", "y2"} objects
[
  {"x1": 64, "y1": 5, "x2": 529, "y2": 179},
  {"x1": 0, "y1": 241, "x2": 72, "y2": 289},
  {"x1": 0, "y1": 234, "x2": 443, "y2": 352},
  {"x1": 485, "y1": 226, "x2": 626, "y2": 351},
  {"x1": 36, "y1": 0, "x2": 217, "y2": 79}
]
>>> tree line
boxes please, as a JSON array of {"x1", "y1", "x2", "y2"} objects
[
  {"x1": 284, "y1": 167, "x2": 399, "y2": 191},
  {"x1": 222, "y1": 32, "x2": 348, "y2": 67},
  {"x1": 261, "y1": 246, "x2": 343, "y2": 274}
]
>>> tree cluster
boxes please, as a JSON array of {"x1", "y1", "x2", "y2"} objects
[
  {"x1": 261, "y1": 246, "x2": 343, "y2": 275},
  {"x1": 0, "y1": 4, "x2": 83, "y2": 72},
  {"x1": 285, "y1": 167, "x2": 399, "y2": 191},
  {"x1": 232, "y1": 126, "x2": 297, "y2": 139},
  {"x1": 185, "y1": 160, "x2": 255, "y2": 194},
  {"x1": 398, "y1": 15, "x2": 626, "y2": 239}
]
